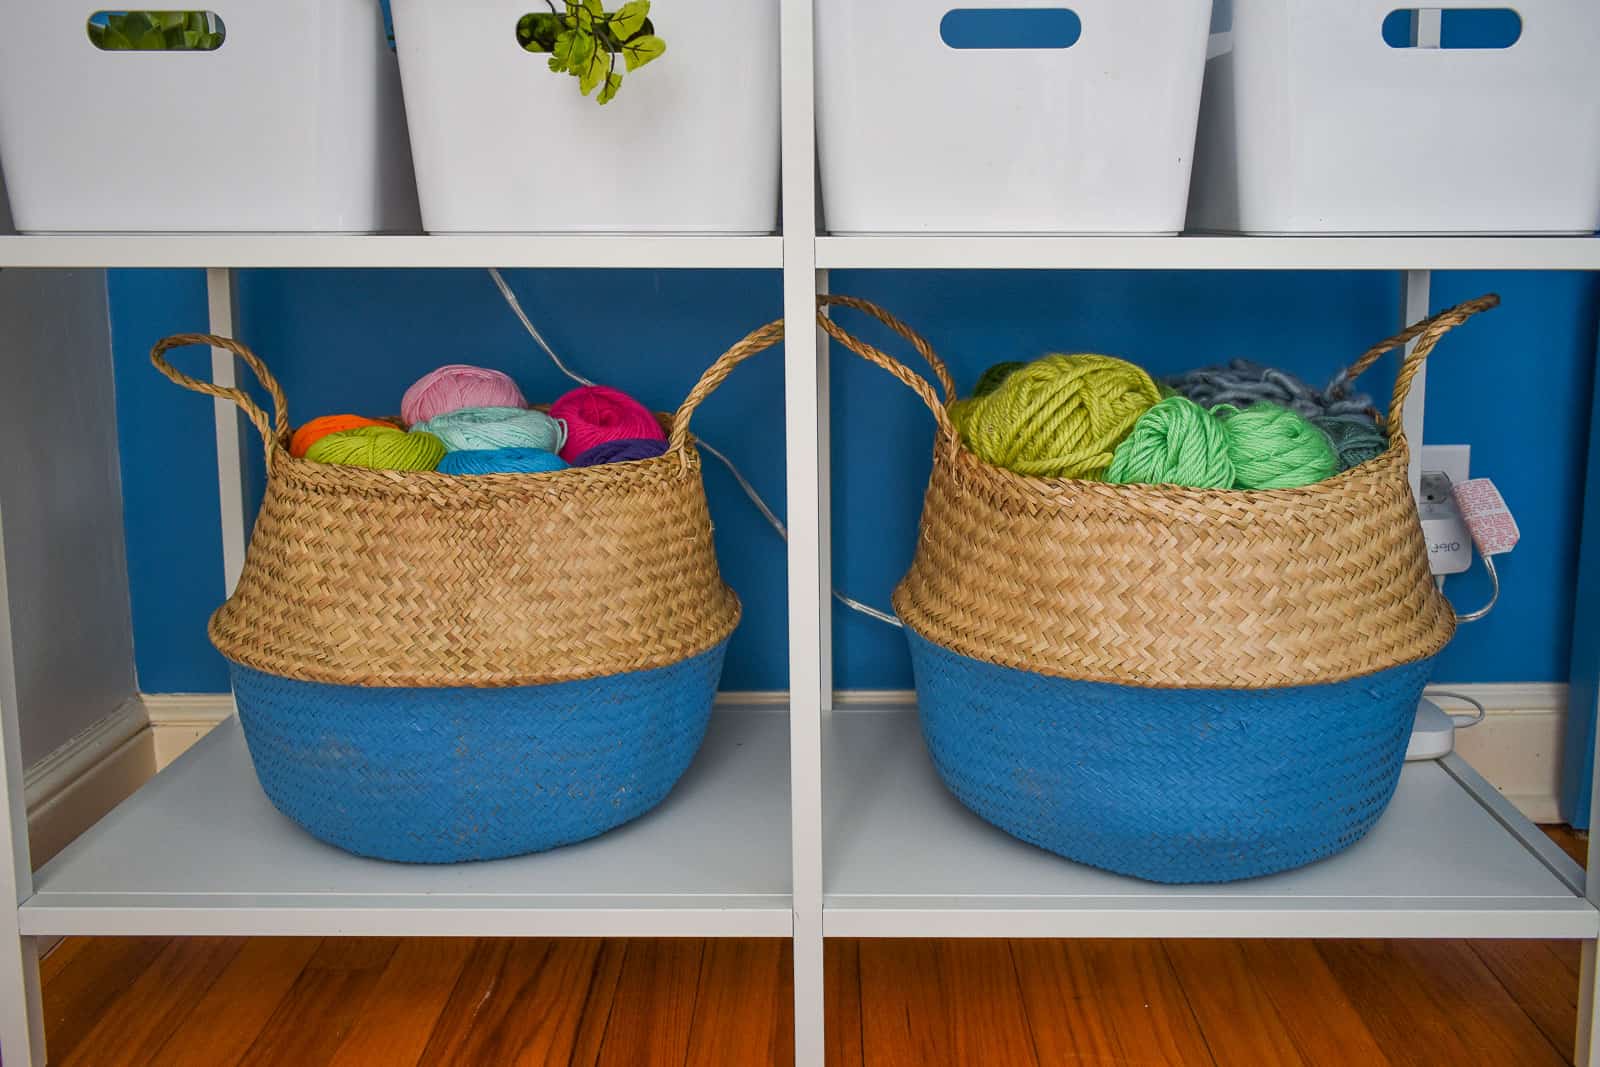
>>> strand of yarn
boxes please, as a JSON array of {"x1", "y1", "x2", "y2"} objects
[
  {"x1": 574, "y1": 438, "x2": 668, "y2": 467},
  {"x1": 401, "y1": 364, "x2": 527, "y2": 426},
  {"x1": 972, "y1": 361, "x2": 1025, "y2": 399},
  {"x1": 954, "y1": 354, "x2": 1161, "y2": 480},
  {"x1": 415, "y1": 405, "x2": 567, "y2": 454},
  {"x1": 1214, "y1": 403, "x2": 1338, "y2": 490},
  {"x1": 1106, "y1": 396, "x2": 1233, "y2": 489},
  {"x1": 304, "y1": 426, "x2": 446, "y2": 472},
  {"x1": 1166, "y1": 358, "x2": 1377, "y2": 422},
  {"x1": 1312, "y1": 413, "x2": 1388, "y2": 471},
  {"x1": 437, "y1": 447, "x2": 568, "y2": 475},
  {"x1": 290, "y1": 414, "x2": 392, "y2": 458},
  {"x1": 549, "y1": 385, "x2": 664, "y2": 463}
]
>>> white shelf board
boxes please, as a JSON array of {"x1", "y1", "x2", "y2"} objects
[
  {"x1": 823, "y1": 709, "x2": 1598, "y2": 940},
  {"x1": 0, "y1": 234, "x2": 783, "y2": 270},
  {"x1": 21, "y1": 709, "x2": 792, "y2": 938},
  {"x1": 817, "y1": 234, "x2": 1600, "y2": 271}
]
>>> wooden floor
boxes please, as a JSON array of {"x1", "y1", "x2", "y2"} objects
[{"x1": 37, "y1": 829, "x2": 1592, "y2": 1067}]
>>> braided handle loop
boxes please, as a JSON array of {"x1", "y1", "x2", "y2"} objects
[
  {"x1": 1341, "y1": 294, "x2": 1500, "y2": 440},
  {"x1": 816, "y1": 295, "x2": 959, "y2": 442},
  {"x1": 151, "y1": 334, "x2": 291, "y2": 458},
  {"x1": 669, "y1": 319, "x2": 786, "y2": 453}
]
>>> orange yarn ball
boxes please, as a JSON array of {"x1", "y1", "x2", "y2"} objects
[{"x1": 290, "y1": 415, "x2": 392, "y2": 458}]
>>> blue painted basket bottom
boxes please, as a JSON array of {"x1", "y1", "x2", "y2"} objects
[
  {"x1": 907, "y1": 629, "x2": 1433, "y2": 884},
  {"x1": 228, "y1": 639, "x2": 728, "y2": 864}
]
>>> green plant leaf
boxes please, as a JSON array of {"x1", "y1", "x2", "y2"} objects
[
  {"x1": 574, "y1": 4, "x2": 594, "y2": 32},
  {"x1": 581, "y1": 0, "x2": 603, "y2": 16},
  {"x1": 610, "y1": 0, "x2": 650, "y2": 40},
  {"x1": 597, "y1": 69, "x2": 622, "y2": 103},
  {"x1": 569, "y1": 27, "x2": 596, "y2": 76},
  {"x1": 550, "y1": 28, "x2": 576, "y2": 70},
  {"x1": 577, "y1": 45, "x2": 608, "y2": 94},
  {"x1": 621, "y1": 33, "x2": 664, "y2": 71}
]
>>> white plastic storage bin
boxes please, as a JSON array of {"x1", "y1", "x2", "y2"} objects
[
  {"x1": 0, "y1": 2, "x2": 417, "y2": 234},
  {"x1": 1189, "y1": 1, "x2": 1600, "y2": 234},
  {"x1": 389, "y1": 0, "x2": 779, "y2": 234},
  {"x1": 816, "y1": 1, "x2": 1213, "y2": 235}
]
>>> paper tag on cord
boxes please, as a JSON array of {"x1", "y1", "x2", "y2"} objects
[{"x1": 1451, "y1": 479, "x2": 1519, "y2": 556}]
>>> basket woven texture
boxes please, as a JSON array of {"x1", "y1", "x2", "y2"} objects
[
  {"x1": 152, "y1": 321, "x2": 785, "y2": 862},
  {"x1": 820, "y1": 293, "x2": 1498, "y2": 882}
]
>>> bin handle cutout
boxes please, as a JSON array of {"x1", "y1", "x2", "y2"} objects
[
  {"x1": 88, "y1": 11, "x2": 225, "y2": 51},
  {"x1": 1382, "y1": 8, "x2": 1523, "y2": 49},
  {"x1": 939, "y1": 8, "x2": 1082, "y2": 50}
]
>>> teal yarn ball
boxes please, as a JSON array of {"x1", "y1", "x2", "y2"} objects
[
  {"x1": 1214, "y1": 402, "x2": 1339, "y2": 490},
  {"x1": 415, "y1": 406, "x2": 567, "y2": 455},
  {"x1": 1312, "y1": 413, "x2": 1388, "y2": 471},
  {"x1": 1107, "y1": 396, "x2": 1233, "y2": 489},
  {"x1": 437, "y1": 447, "x2": 569, "y2": 476}
]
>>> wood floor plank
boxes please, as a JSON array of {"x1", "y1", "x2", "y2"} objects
[
  {"x1": 149, "y1": 938, "x2": 321, "y2": 1067},
  {"x1": 235, "y1": 938, "x2": 400, "y2": 1067},
  {"x1": 1471, "y1": 940, "x2": 1579, "y2": 1063},
  {"x1": 859, "y1": 940, "x2": 953, "y2": 1067},
  {"x1": 569, "y1": 939, "x2": 629, "y2": 1067},
  {"x1": 42, "y1": 936, "x2": 170, "y2": 1064},
  {"x1": 1237, "y1": 941, "x2": 1392, "y2": 1067},
  {"x1": 325, "y1": 939, "x2": 476, "y2": 1067},
  {"x1": 1164, "y1": 940, "x2": 1304, "y2": 1067},
  {"x1": 593, "y1": 940, "x2": 703, "y2": 1067},
  {"x1": 1318, "y1": 940, "x2": 1566, "y2": 1067},
  {"x1": 1009, "y1": 939, "x2": 1125, "y2": 1066},
  {"x1": 39, "y1": 937, "x2": 90, "y2": 986},
  {"x1": 684, "y1": 938, "x2": 794, "y2": 1067},
  {"x1": 825, "y1": 940, "x2": 865, "y2": 1067},
  {"x1": 417, "y1": 938, "x2": 602, "y2": 1065},
  {"x1": 1542, "y1": 826, "x2": 1587, "y2": 866},
  {"x1": 1551, "y1": 939, "x2": 1583, "y2": 978},
  {"x1": 1078, "y1": 940, "x2": 1217, "y2": 1066},
  {"x1": 56, "y1": 937, "x2": 243, "y2": 1067},
  {"x1": 937, "y1": 941, "x2": 1039, "y2": 1067}
]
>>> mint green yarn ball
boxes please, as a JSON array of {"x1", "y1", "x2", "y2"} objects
[
  {"x1": 1215, "y1": 402, "x2": 1339, "y2": 490},
  {"x1": 1107, "y1": 395, "x2": 1233, "y2": 489}
]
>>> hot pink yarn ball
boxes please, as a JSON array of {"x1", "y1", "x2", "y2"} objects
[
  {"x1": 401, "y1": 364, "x2": 527, "y2": 427},
  {"x1": 549, "y1": 385, "x2": 665, "y2": 463}
]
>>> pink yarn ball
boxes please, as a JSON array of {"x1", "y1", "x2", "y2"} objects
[
  {"x1": 549, "y1": 385, "x2": 665, "y2": 463},
  {"x1": 401, "y1": 364, "x2": 527, "y2": 427}
]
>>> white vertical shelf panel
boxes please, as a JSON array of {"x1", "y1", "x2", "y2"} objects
[
  {"x1": 1402, "y1": 270, "x2": 1431, "y2": 498},
  {"x1": 206, "y1": 269, "x2": 247, "y2": 596}
]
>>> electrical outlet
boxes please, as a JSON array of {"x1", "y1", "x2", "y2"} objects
[
  {"x1": 1421, "y1": 445, "x2": 1470, "y2": 492},
  {"x1": 1419, "y1": 445, "x2": 1473, "y2": 576}
]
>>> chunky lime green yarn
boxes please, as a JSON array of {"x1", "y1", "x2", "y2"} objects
[
  {"x1": 1107, "y1": 396, "x2": 1233, "y2": 489},
  {"x1": 957, "y1": 354, "x2": 1161, "y2": 480},
  {"x1": 1214, "y1": 402, "x2": 1338, "y2": 489},
  {"x1": 304, "y1": 426, "x2": 447, "y2": 472},
  {"x1": 972, "y1": 361, "x2": 1026, "y2": 399}
]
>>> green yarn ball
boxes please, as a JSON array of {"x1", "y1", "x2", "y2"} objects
[
  {"x1": 957, "y1": 354, "x2": 1162, "y2": 481},
  {"x1": 305, "y1": 426, "x2": 447, "y2": 472},
  {"x1": 1107, "y1": 395, "x2": 1233, "y2": 489},
  {"x1": 972, "y1": 361, "x2": 1026, "y2": 399},
  {"x1": 1214, "y1": 402, "x2": 1339, "y2": 490}
]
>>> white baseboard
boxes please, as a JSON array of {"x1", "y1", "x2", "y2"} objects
[{"x1": 21, "y1": 682, "x2": 1572, "y2": 870}]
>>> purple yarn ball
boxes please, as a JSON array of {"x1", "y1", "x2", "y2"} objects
[{"x1": 573, "y1": 438, "x2": 669, "y2": 467}]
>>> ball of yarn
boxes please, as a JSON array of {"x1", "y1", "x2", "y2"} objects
[
  {"x1": 415, "y1": 406, "x2": 567, "y2": 455},
  {"x1": 1214, "y1": 403, "x2": 1339, "y2": 490},
  {"x1": 549, "y1": 385, "x2": 664, "y2": 463},
  {"x1": 972, "y1": 361, "x2": 1025, "y2": 399},
  {"x1": 1166, "y1": 358, "x2": 1378, "y2": 422},
  {"x1": 573, "y1": 438, "x2": 669, "y2": 467},
  {"x1": 437, "y1": 447, "x2": 569, "y2": 476},
  {"x1": 1312, "y1": 413, "x2": 1389, "y2": 471},
  {"x1": 290, "y1": 414, "x2": 392, "y2": 458},
  {"x1": 304, "y1": 426, "x2": 446, "y2": 472},
  {"x1": 1107, "y1": 396, "x2": 1233, "y2": 489},
  {"x1": 401, "y1": 364, "x2": 527, "y2": 426},
  {"x1": 955, "y1": 354, "x2": 1162, "y2": 480}
]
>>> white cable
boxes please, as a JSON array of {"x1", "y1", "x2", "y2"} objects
[
  {"x1": 1427, "y1": 689, "x2": 1488, "y2": 729},
  {"x1": 486, "y1": 269, "x2": 903, "y2": 629}
]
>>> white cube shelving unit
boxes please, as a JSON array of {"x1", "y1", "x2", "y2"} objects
[{"x1": 5, "y1": 4, "x2": 1600, "y2": 1066}]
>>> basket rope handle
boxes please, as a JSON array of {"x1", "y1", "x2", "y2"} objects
[
  {"x1": 669, "y1": 319, "x2": 787, "y2": 453},
  {"x1": 151, "y1": 333, "x2": 291, "y2": 457},
  {"x1": 815, "y1": 295, "x2": 960, "y2": 441},
  {"x1": 1339, "y1": 294, "x2": 1500, "y2": 440}
]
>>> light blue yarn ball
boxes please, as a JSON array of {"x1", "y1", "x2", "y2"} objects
[
  {"x1": 437, "y1": 447, "x2": 570, "y2": 476},
  {"x1": 416, "y1": 406, "x2": 567, "y2": 454}
]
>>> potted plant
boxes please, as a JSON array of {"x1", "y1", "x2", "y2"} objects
[{"x1": 516, "y1": 0, "x2": 665, "y2": 104}]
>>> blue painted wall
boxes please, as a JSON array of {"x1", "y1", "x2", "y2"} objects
[{"x1": 112, "y1": 268, "x2": 1598, "y2": 693}]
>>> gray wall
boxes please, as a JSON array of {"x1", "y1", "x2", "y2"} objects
[{"x1": 0, "y1": 266, "x2": 137, "y2": 766}]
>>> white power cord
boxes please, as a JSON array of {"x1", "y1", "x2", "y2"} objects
[{"x1": 487, "y1": 268, "x2": 902, "y2": 628}]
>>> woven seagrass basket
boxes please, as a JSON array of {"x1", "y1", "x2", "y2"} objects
[
  {"x1": 820, "y1": 293, "x2": 1498, "y2": 884},
  {"x1": 152, "y1": 320, "x2": 784, "y2": 863}
]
